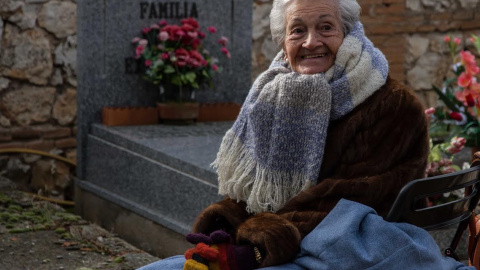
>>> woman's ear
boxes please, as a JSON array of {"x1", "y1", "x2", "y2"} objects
[{"x1": 282, "y1": 44, "x2": 288, "y2": 62}]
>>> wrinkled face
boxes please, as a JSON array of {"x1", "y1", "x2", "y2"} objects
[{"x1": 283, "y1": 0, "x2": 344, "y2": 74}]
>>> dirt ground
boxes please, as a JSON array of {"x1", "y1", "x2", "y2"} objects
[{"x1": 0, "y1": 177, "x2": 160, "y2": 270}]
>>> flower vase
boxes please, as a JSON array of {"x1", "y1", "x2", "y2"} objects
[{"x1": 156, "y1": 83, "x2": 199, "y2": 124}]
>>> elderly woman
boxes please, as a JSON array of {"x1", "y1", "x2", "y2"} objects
[{"x1": 139, "y1": 0, "x2": 438, "y2": 269}]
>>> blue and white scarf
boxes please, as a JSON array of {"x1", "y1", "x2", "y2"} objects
[{"x1": 212, "y1": 22, "x2": 389, "y2": 213}]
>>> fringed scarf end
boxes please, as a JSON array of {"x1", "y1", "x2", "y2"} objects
[{"x1": 213, "y1": 130, "x2": 315, "y2": 214}]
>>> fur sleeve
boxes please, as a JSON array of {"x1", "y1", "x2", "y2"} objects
[{"x1": 192, "y1": 197, "x2": 251, "y2": 237}]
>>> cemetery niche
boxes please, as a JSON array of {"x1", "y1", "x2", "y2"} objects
[{"x1": 76, "y1": 0, "x2": 252, "y2": 257}]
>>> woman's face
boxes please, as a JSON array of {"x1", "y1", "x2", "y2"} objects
[{"x1": 283, "y1": 0, "x2": 344, "y2": 74}]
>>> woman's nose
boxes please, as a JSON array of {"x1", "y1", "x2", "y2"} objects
[{"x1": 303, "y1": 32, "x2": 323, "y2": 49}]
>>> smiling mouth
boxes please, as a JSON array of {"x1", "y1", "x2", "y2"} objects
[{"x1": 302, "y1": 53, "x2": 327, "y2": 59}]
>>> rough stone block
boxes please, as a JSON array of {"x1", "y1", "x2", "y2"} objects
[
  {"x1": 55, "y1": 137, "x2": 77, "y2": 149},
  {"x1": 43, "y1": 127, "x2": 71, "y2": 139},
  {"x1": 25, "y1": 139, "x2": 55, "y2": 151},
  {"x1": 0, "y1": 142, "x2": 24, "y2": 149},
  {"x1": 11, "y1": 126, "x2": 43, "y2": 139}
]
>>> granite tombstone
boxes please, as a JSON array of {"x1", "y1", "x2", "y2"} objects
[{"x1": 76, "y1": 0, "x2": 252, "y2": 257}]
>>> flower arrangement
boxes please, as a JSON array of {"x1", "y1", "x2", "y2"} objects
[
  {"x1": 428, "y1": 34, "x2": 480, "y2": 147},
  {"x1": 131, "y1": 18, "x2": 230, "y2": 102},
  {"x1": 425, "y1": 123, "x2": 466, "y2": 177}
]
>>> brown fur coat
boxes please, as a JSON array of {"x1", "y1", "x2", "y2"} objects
[{"x1": 192, "y1": 77, "x2": 429, "y2": 267}]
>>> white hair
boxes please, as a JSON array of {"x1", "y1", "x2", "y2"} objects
[{"x1": 270, "y1": 0, "x2": 361, "y2": 48}]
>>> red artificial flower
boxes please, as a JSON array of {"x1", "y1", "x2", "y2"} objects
[
  {"x1": 191, "y1": 39, "x2": 201, "y2": 50},
  {"x1": 439, "y1": 158, "x2": 454, "y2": 166},
  {"x1": 181, "y1": 24, "x2": 195, "y2": 33},
  {"x1": 207, "y1": 26, "x2": 217, "y2": 33},
  {"x1": 187, "y1": 50, "x2": 204, "y2": 68},
  {"x1": 455, "y1": 89, "x2": 478, "y2": 105},
  {"x1": 449, "y1": 111, "x2": 463, "y2": 121},
  {"x1": 458, "y1": 72, "x2": 473, "y2": 87},
  {"x1": 162, "y1": 25, "x2": 182, "y2": 41},
  {"x1": 466, "y1": 94, "x2": 476, "y2": 106},
  {"x1": 454, "y1": 38, "x2": 461, "y2": 45},
  {"x1": 142, "y1": 27, "x2": 151, "y2": 34},
  {"x1": 181, "y1": 17, "x2": 199, "y2": 30},
  {"x1": 451, "y1": 137, "x2": 466, "y2": 149},
  {"x1": 461, "y1": 50, "x2": 480, "y2": 76},
  {"x1": 174, "y1": 48, "x2": 190, "y2": 67},
  {"x1": 158, "y1": 31, "x2": 169, "y2": 42},
  {"x1": 187, "y1": 31, "x2": 198, "y2": 39},
  {"x1": 424, "y1": 107, "x2": 435, "y2": 116},
  {"x1": 444, "y1": 35, "x2": 451, "y2": 43},
  {"x1": 176, "y1": 30, "x2": 186, "y2": 37},
  {"x1": 159, "y1": 20, "x2": 168, "y2": 27},
  {"x1": 218, "y1": 36, "x2": 229, "y2": 46},
  {"x1": 441, "y1": 166, "x2": 456, "y2": 174},
  {"x1": 189, "y1": 50, "x2": 204, "y2": 62},
  {"x1": 221, "y1": 47, "x2": 231, "y2": 58},
  {"x1": 471, "y1": 82, "x2": 480, "y2": 92},
  {"x1": 425, "y1": 161, "x2": 439, "y2": 175},
  {"x1": 135, "y1": 45, "x2": 145, "y2": 59},
  {"x1": 145, "y1": 59, "x2": 152, "y2": 67},
  {"x1": 198, "y1": 31, "x2": 206, "y2": 39}
]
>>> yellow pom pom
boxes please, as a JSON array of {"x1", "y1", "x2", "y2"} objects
[{"x1": 183, "y1": 259, "x2": 208, "y2": 270}]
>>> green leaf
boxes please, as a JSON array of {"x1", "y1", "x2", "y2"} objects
[
  {"x1": 185, "y1": 72, "x2": 196, "y2": 83},
  {"x1": 472, "y1": 34, "x2": 480, "y2": 55},
  {"x1": 180, "y1": 74, "x2": 187, "y2": 83},
  {"x1": 432, "y1": 84, "x2": 458, "y2": 112},
  {"x1": 451, "y1": 165, "x2": 461, "y2": 171},
  {"x1": 191, "y1": 82, "x2": 199, "y2": 89},
  {"x1": 444, "y1": 78, "x2": 457, "y2": 86},
  {"x1": 164, "y1": 65, "x2": 175, "y2": 74},
  {"x1": 429, "y1": 145, "x2": 443, "y2": 162},
  {"x1": 171, "y1": 75, "x2": 181, "y2": 85}
]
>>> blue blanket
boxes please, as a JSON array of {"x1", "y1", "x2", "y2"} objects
[{"x1": 137, "y1": 199, "x2": 475, "y2": 270}]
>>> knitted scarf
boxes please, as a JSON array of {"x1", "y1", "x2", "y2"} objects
[{"x1": 212, "y1": 22, "x2": 389, "y2": 214}]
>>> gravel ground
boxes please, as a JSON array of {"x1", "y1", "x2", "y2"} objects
[{"x1": 0, "y1": 178, "x2": 160, "y2": 270}]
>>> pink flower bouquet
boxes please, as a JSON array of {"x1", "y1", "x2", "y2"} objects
[
  {"x1": 131, "y1": 18, "x2": 230, "y2": 102},
  {"x1": 430, "y1": 34, "x2": 480, "y2": 147}
]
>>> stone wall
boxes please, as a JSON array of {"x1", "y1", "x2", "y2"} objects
[
  {"x1": 2, "y1": 0, "x2": 480, "y2": 198},
  {"x1": 0, "y1": 0, "x2": 77, "y2": 199}
]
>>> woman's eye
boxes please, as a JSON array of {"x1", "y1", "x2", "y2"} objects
[
  {"x1": 292, "y1": 28, "x2": 303, "y2": 34},
  {"x1": 321, "y1": 25, "x2": 332, "y2": 31}
]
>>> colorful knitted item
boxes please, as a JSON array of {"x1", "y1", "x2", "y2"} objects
[
  {"x1": 212, "y1": 21, "x2": 389, "y2": 214},
  {"x1": 184, "y1": 230, "x2": 258, "y2": 270},
  {"x1": 183, "y1": 258, "x2": 209, "y2": 270}
]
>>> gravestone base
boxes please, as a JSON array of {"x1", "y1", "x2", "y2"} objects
[
  {"x1": 75, "y1": 123, "x2": 231, "y2": 257},
  {"x1": 75, "y1": 184, "x2": 192, "y2": 258}
]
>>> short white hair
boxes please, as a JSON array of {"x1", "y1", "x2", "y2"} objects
[{"x1": 270, "y1": 0, "x2": 361, "y2": 48}]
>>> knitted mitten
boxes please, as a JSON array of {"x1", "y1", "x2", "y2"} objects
[
  {"x1": 184, "y1": 242, "x2": 219, "y2": 270},
  {"x1": 185, "y1": 230, "x2": 259, "y2": 270}
]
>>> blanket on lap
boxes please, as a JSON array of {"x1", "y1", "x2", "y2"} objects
[{"x1": 137, "y1": 199, "x2": 474, "y2": 270}]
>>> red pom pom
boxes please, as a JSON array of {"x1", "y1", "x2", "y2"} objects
[{"x1": 196, "y1": 243, "x2": 219, "y2": 261}]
